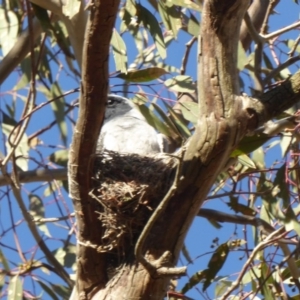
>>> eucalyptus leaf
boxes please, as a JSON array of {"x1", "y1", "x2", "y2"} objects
[
  {"x1": 165, "y1": 75, "x2": 196, "y2": 93},
  {"x1": 2, "y1": 112, "x2": 29, "y2": 171},
  {"x1": 137, "y1": 4, "x2": 166, "y2": 59},
  {"x1": 7, "y1": 275, "x2": 22, "y2": 300},
  {"x1": 111, "y1": 29, "x2": 128, "y2": 73},
  {"x1": 0, "y1": 8, "x2": 19, "y2": 56},
  {"x1": 180, "y1": 101, "x2": 198, "y2": 125},
  {"x1": 50, "y1": 82, "x2": 68, "y2": 146},
  {"x1": 117, "y1": 67, "x2": 167, "y2": 82},
  {"x1": 49, "y1": 149, "x2": 69, "y2": 167}
]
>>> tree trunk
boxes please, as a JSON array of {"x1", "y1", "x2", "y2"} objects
[
  {"x1": 84, "y1": 1, "x2": 251, "y2": 299},
  {"x1": 69, "y1": 0, "x2": 300, "y2": 299}
]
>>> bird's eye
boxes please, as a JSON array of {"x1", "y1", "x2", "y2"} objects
[
  {"x1": 107, "y1": 98, "x2": 116, "y2": 106},
  {"x1": 107, "y1": 96, "x2": 122, "y2": 107}
]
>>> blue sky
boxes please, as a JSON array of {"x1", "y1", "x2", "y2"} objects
[{"x1": 1, "y1": 1, "x2": 300, "y2": 299}]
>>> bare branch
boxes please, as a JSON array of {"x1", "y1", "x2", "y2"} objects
[
  {"x1": 0, "y1": 168, "x2": 67, "y2": 187},
  {"x1": 244, "y1": 70, "x2": 300, "y2": 130},
  {"x1": 221, "y1": 227, "x2": 289, "y2": 299},
  {"x1": 239, "y1": 0, "x2": 269, "y2": 51},
  {"x1": 68, "y1": 0, "x2": 120, "y2": 297},
  {"x1": 0, "y1": 166, "x2": 73, "y2": 287}
]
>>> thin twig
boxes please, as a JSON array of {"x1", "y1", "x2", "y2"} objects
[
  {"x1": 35, "y1": 212, "x2": 75, "y2": 224},
  {"x1": 135, "y1": 150, "x2": 185, "y2": 273},
  {"x1": 261, "y1": 0, "x2": 279, "y2": 35},
  {"x1": 0, "y1": 167, "x2": 73, "y2": 287},
  {"x1": 263, "y1": 20, "x2": 300, "y2": 41},
  {"x1": 263, "y1": 55, "x2": 300, "y2": 85},
  {"x1": 180, "y1": 36, "x2": 197, "y2": 75},
  {"x1": 221, "y1": 227, "x2": 287, "y2": 300},
  {"x1": 289, "y1": 34, "x2": 300, "y2": 57}
]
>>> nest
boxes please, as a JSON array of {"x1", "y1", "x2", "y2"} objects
[{"x1": 92, "y1": 151, "x2": 176, "y2": 255}]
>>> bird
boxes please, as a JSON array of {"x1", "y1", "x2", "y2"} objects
[{"x1": 96, "y1": 94, "x2": 167, "y2": 155}]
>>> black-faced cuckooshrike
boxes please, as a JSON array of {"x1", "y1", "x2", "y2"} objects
[{"x1": 97, "y1": 94, "x2": 167, "y2": 155}]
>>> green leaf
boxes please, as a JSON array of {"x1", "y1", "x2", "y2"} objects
[
  {"x1": 180, "y1": 101, "x2": 198, "y2": 125},
  {"x1": 2, "y1": 112, "x2": 29, "y2": 171},
  {"x1": 227, "y1": 196, "x2": 256, "y2": 216},
  {"x1": 29, "y1": 194, "x2": 51, "y2": 237},
  {"x1": 39, "y1": 47, "x2": 53, "y2": 83},
  {"x1": 0, "y1": 248, "x2": 10, "y2": 272},
  {"x1": 158, "y1": 1, "x2": 181, "y2": 38},
  {"x1": 274, "y1": 166, "x2": 300, "y2": 236},
  {"x1": 263, "y1": 51, "x2": 274, "y2": 71},
  {"x1": 284, "y1": 206, "x2": 300, "y2": 237},
  {"x1": 0, "y1": 273, "x2": 5, "y2": 293},
  {"x1": 182, "y1": 244, "x2": 193, "y2": 264},
  {"x1": 44, "y1": 181, "x2": 63, "y2": 197},
  {"x1": 36, "y1": 280, "x2": 59, "y2": 300},
  {"x1": 62, "y1": 0, "x2": 81, "y2": 19},
  {"x1": 260, "y1": 261, "x2": 276, "y2": 299},
  {"x1": 29, "y1": 194, "x2": 45, "y2": 219},
  {"x1": 132, "y1": 95, "x2": 180, "y2": 143},
  {"x1": 237, "y1": 41, "x2": 247, "y2": 71},
  {"x1": 31, "y1": 3, "x2": 52, "y2": 31},
  {"x1": 281, "y1": 259, "x2": 300, "y2": 281},
  {"x1": 252, "y1": 146, "x2": 265, "y2": 169},
  {"x1": 51, "y1": 21, "x2": 74, "y2": 61},
  {"x1": 280, "y1": 132, "x2": 293, "y2": 157},
  {"x1": 62, "y1": 180, "x2": 69, "y2": 193},
  {"x1": 0, "y1": 8, "x2": 19, "y2": 56},
  {"x1": 215, "y1": 279, "x2": 232, "y2": 298},
  {"x1": 166, "y1": 103, "x2": 192, "y2": 139},
  {"x1": 231, "y1": 133, "x2": 271, "y2": 157},
  {"x1": 14, "y1": 56, "x2": 31, "y2": 90},
  {"x1": 117, "y1": 67, "x2": 168, "y2": 82},
  {"x1": 50, "y1": 82, "x2": 68, "y2": 146},
  {"x1": 53, "y1": 244, "x2": 76, "y2": 269},
  {"x1": 207, "y1": 218, "x2": 223, "y2": 229},
  {"x1": 238, "y1": 154, "x2": 256, "y2": 169},
  {"x1": 151, "y1": 101, "x2": 183, "y2": 141},
  {"x1": 187, "y1": 13, "x2": 200, "y2": 36},
  {"x1": 181, "y1": 270, "x2": 208, "y2": 294},
  {"x1": 164, "y1": 75, "x2": 196, "y2": 93},
  {"x1": 49, "y1": 149, "x2": 69, "y2": 167},
  {"x1": 274, "y1": 163, "x2": 289, "y2": 205},
  {"x1": 137, "y1": 4, "x2": 166, "y2": 59},
  {"x1": 7, "y1": 275, "x2": 22, "y2": 300},
  {"x1": 50, "y1": 284, "x2": 71, "y2": 299},
  {"x1": 111, "y1": 29, "x2": 128, "y2": 73},
  {"x1": 203, "y1": 243, "x2": 229, "y2": 292}
]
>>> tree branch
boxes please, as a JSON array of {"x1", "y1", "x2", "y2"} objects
[
  {"x1": 239, "y1": 0, "x2": 269, "y2": 51},
  {"x1": 0, "y1": 168, "x2": 67, "y2": 186},
  {"x1": 243, "y1": 70, "x2": 300, "y2": 130},
  {"x1": 68, "y1": 0, "x2": 120, "y2": 298}
]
